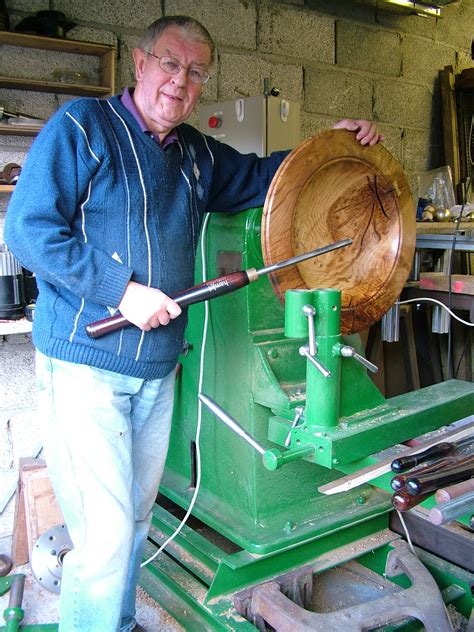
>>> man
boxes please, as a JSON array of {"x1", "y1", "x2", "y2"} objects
[{"x1": 5, "y1": 15, "x2": 383, "y2": 632}]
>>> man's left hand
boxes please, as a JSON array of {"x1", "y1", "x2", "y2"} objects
[{"x1": 332, "y1": 119, "x2": 385, "y2": 146}]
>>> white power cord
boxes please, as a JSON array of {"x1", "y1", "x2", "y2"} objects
[
  {"x1": 141, "y1": 213, "x2": 211, "y2": 568},
  {"x1": 397, "y1": 297, "x2": 474, "y2": 327}
]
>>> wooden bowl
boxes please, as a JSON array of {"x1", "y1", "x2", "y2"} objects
[{"x1": 262, "y1": 130, "x2": 416, "y2": 334}]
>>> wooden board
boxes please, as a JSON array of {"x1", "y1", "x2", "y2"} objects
[
  {"x1": 12, "y1": 459, "x2": 64, "y2": 564},
  {"x1": 419, "y1": 273, "x2": 474, "y2": 295}
]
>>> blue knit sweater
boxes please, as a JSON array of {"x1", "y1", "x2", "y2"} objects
[{"x1": 4, "y1": 95, "x2": 287, "y2": 379}]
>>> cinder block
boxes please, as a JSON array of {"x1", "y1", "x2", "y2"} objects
[
  {"x1": 5, "y1": 1, "x2": 48, "y2": 14},
  {"x1": 435, "y1": 2, "x2": 474, "y2": 53},
  {"x1": 166, "y1": 0, "x2": 257, "y2": 51},
  {"x1": 306, "y1": 0, "x2": 377, "y2": 22},
  {"x1": 376, "y1": 8, "x2": 436, "y2": 39},
  {"x1": 54, "y1": 0, "x2": 158, "y2": 30},
  {"x1": 0, "y1": 89, "x2": 58, "y2": 122},
  {"x1": 118, "y1": 35, "x2": 142, "y2": 94},
  {"x1": 300, "y1": 112, "x2": 338, "y2": 140},
  {"x1": 218, "y1": 51, "x2": 302, "y2": 103},
  {"x1": 305, "y1": 68, "x2": 373, "y2": 120},
  {"x1": 68, "y1": 26, "x2": 117, "y2": 47},
  {"x1": 402, "y1": 37, "x2": 455, "y2": 85},
  {"x1": 377, "y1": 125, "x2": 403, "y2": 164},
  {"x1": 259, "y1": 4, "x2": 334, "y2": 63},
  {"x1": 456, "y1": 50, "x2": 474, "y2": 73},
  {"x1": 374, "y1": 80, "x2": 432, "y2": 128},
  {"x1": 0, "y1": 44, "x2": 100, "y2": 85},
  {"x1": 403, "y1": 128, "x2": 443, "y2": 173},
  {"x1": 337, "y1": 21, "x2": 401, "y2": 76}
]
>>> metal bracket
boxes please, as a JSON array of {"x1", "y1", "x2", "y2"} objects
[{"x1": 246, "y1": 541, "x2": 453, "y2": 631}]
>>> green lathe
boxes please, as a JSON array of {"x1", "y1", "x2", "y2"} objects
[{"x1": 140, "y1": 132, "x2": 474, "y2": 631}]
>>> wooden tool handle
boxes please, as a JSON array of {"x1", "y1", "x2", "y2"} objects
[
  {"x1": 391, "y1": 442, "x2": 455, "y2": 473},
  {"x1": 390, "y1": 456, "x2": 460, "y2": 491},
  {"x1": 392, "y1": 490, "x2": 431, "y2": 511},
  {"x1": 406, "y1": 457, "x2": 474, "y2": 496},
  {"x1": 435, "y1": 477, "x2": 474, "y2": 503},
  {"x1": 86, "y1": 270, "x2": 251, "y2": 339}
]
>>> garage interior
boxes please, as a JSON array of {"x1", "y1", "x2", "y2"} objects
[{"x1": 0, "y1": 1, "x2": 473, "y2": 630}]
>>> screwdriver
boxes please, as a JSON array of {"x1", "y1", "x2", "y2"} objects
[
  {"x1": 390, "y1": 436, "x2": 474, "y2": 473},
  {"x1": 86, "y1": 238, "x2": 352, "y2": 339}
]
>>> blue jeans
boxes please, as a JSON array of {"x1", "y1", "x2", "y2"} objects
[{"x1": 36, "y1": 352, "x2": 176, "y2": 632}]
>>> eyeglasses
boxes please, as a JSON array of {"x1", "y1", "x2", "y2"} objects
[{"x1": 145, "y1": 52, "x2": 211, "y2": 85}]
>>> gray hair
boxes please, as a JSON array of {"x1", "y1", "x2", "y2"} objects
[{"x1": 138, "y1": 16, "x2": 216, "y2": 66}]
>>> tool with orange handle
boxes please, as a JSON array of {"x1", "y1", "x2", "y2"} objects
[{"x1": 86, "y1": 238, "x2": 352, "y2": 339}]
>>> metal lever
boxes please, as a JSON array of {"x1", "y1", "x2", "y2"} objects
[
  {"x1": 298, "y1": 304, "x2": 331, "y2": 377},
  {"x1": 198, "y1": 393, "x2": 265, "y2": 455},
  {"x1": 299, "y1": 345, "x2": 331, "y2": 378},
  {"x1": 302, "y1": 304, "x2": 317, "y2": 356},
  {"x1": 284, "y1": 405, "x2": 304, "y2": 448},
  {"x1": 339, "y1": 345, "x2": 378, "y2": 373},
  {"x1": 199, "y1": 393, "x2": 315, "y2": 470}
]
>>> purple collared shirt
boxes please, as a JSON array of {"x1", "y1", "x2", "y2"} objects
[{"x1": 120, "y1": 87, "x2": 178, "y2": 149}]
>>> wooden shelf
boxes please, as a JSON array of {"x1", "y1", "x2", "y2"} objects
[
  {"x1": 0, "y1": 30, "x2": 115, "y2": 101},
  {"x1": 0, "y1": 31, "x2": 114, "y2": 55},
  {"x1": 0, "y1": 124, "x2": 43, "y2": 136},
  {"x1": 0, "y1": 75, "x2": 112, "y2": 96}
]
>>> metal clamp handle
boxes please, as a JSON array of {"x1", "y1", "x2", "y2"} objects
[
  {"x1": 302, "y1": 304, "x2": 317, "y2": 356},
  {"x1": 339, "y1": 345, "x2": 378, "y2": 373},
  {"x1": 284, "y1": 405, "x2": 305, "y2": 447},
  {"x1": 299, "y1": 345, "x2": 331, "y2": 378}
]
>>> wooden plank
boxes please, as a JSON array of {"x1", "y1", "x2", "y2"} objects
[
  {"x1": 0, "y1": 30, "x2": 113, "y2": 55},
  {"x1": 12, "y1": 458, "x2": 45, "y2": 565},
  {"x1": 419, "y1": 273, "x2": 474, "y2": 295},
  {"x1": 23, "y1": 468, "x2": 64, "y2": 558},
  {"x1": 416, "y1": 221, "x2": 473, "y2": 235},
  {"x1": 439, "y1": 66, "x2": 461, "y2": 197}
]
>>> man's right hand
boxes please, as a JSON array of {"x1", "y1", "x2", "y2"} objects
[{"x1": 118, "y1": 281, "x2": 182, "y2": 331}]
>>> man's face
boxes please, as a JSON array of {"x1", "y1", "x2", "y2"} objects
[{"x1": 132, "y1": 27, "x2": 212, "y2": 140}]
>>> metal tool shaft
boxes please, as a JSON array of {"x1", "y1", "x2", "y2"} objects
[
  {"x1": 86, "y1": 238, "x2": 353, "y2": 339},
  {"x1": 256, "y1": 238, "x2": 352, "y2": 276},
  {"x1": 198, "y1": 393, "x2": 265, "y2": 455}
]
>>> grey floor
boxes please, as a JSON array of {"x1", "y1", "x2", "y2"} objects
[{"x1": 0, "y1": 562, "x2": 184, "y2": 631}]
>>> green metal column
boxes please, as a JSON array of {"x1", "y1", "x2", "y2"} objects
[{"x1": 301, "y1": 288, "x2": 342, "y2": 428}]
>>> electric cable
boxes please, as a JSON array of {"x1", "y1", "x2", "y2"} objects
[
  {"x1": 396, "y1": 510, "x2": 417, "y2": 557},
  {"x1": 141, "y1": 213, "x2": 211, "y2": 568},
  {"x1": 397, "y1": 297, "x2": 474, "y2": 327}
]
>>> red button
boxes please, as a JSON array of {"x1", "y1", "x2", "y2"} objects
[{"x1": 208, "y1": 116, "x2": 221, "y2": 129}]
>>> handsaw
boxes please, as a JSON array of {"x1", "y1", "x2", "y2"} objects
[{"x1": 318, "y1": 421, "x2": 474, "y2": 495}]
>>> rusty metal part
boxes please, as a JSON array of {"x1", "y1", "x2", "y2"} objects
[
  {"x1": 247, "y1": 541, "x2": 453, "y2": 632},
  {"x1": 0, "y1": 554, "x2": 13, "y2": 577}
]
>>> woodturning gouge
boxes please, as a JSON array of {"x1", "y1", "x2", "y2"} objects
[
  {"x1": 86, "y1": 238, "x2": 352, "y2": 339},
  {"x1": 318, "y1": 422, "x2": 474, "y2": 495}
]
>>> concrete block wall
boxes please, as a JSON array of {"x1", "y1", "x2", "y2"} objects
[{"x1": 0, "y1": 0, "x2": 472, "y2": 550}]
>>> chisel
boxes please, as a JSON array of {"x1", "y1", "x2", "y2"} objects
[
  {"x1": 318, "y1": 423, "x2": 474, "y2": 495},
  {"x1": 86, "y1": 238, "x2": 352, "y2": 339},
  {"x1": 392, "y1": 489, "x2": 432, "y2": 512},
  {"x1": 405, "y1": 455, "x2": 474, "y2": 496},
  {"x1": 390, "y1": 456, "x2": 463, "y2": 491},
  {"x1": 390, "y1": 436, "x2": 474, "y2": 473}
]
